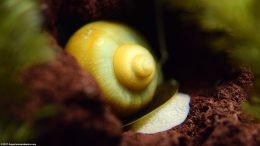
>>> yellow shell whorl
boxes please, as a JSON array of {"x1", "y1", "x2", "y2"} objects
[
  {"x1": 113, "y1": 44, "x2": 156, "y2": 91},
  {"x1": 65, "y1": 21, "x2": 158, "y2": 116}
]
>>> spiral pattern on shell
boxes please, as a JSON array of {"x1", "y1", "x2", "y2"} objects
[{"x1": 66, "y1": 21, "x2": 158, "y2": 116}]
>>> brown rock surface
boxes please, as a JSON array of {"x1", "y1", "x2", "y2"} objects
[
  {"x1": 20, "y1": 51, "x2": 122, "y2": 146},
  {"x1": 40, "y1": 0, "x2": 123, "y2": 44}
]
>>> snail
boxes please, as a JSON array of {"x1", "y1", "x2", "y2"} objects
[
  {"x1": 65, "y1": 21, "x2": 159, "y2": 116},
  {"x1": 66, "y1": 21, "x2": 190, "y2": 134}
]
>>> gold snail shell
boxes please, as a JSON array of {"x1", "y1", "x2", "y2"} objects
[{"x1": 66, "y1": 21, "x2": 159, "y2": 116}]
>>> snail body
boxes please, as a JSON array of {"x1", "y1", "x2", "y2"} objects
[{"x1": 66, "y1": 21, "x2": 159, "y2": 116}]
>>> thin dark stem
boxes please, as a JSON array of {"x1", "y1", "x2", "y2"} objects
[{"x1": 155, "y1": 0, "x2": 168, "y2": 65}]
